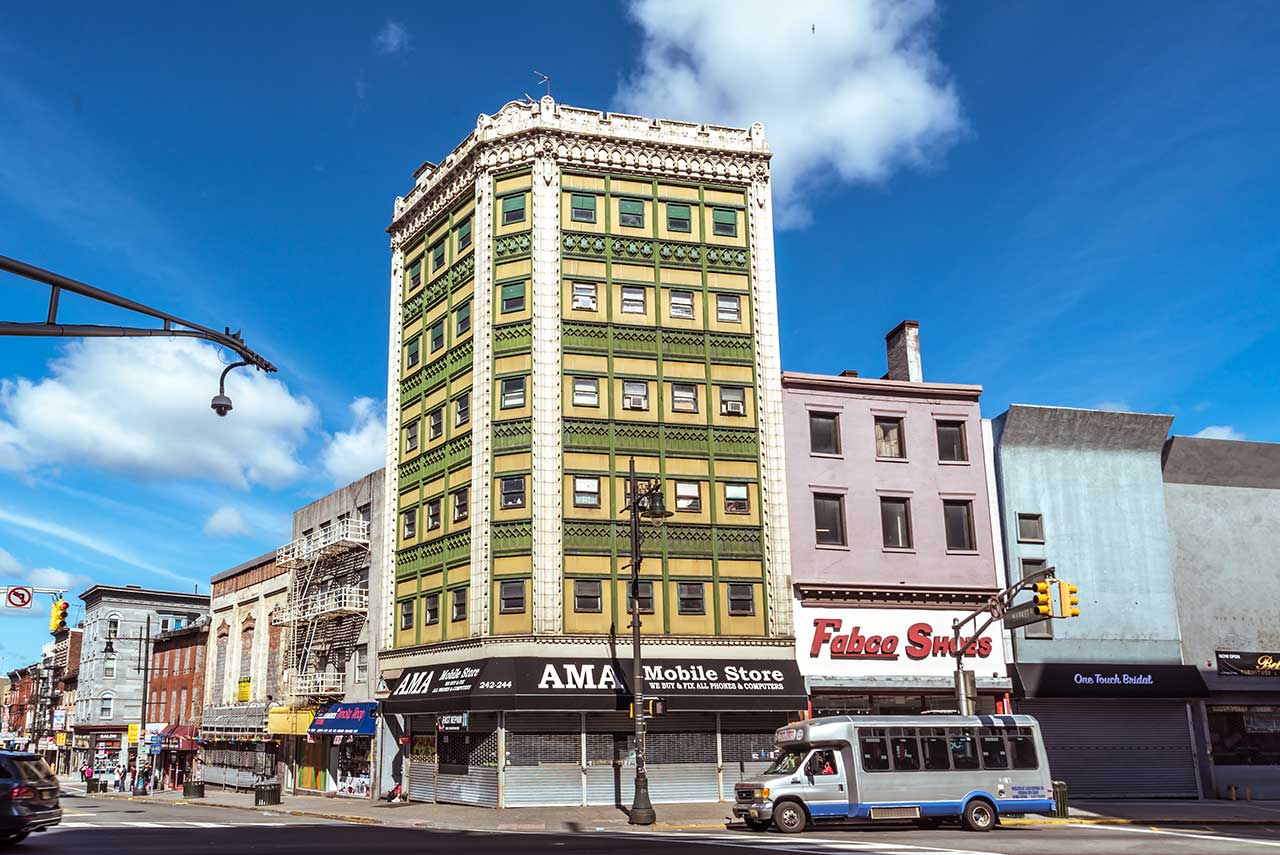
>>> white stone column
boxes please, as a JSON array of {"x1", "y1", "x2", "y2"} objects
[
  {"x1": 529, "y1": 149, "x2": 564, "y2": 635},
  {"x1": 382, "y1": 246, "x2": 405, "y2": 654},
  {"x1": 470, "y1": 170, "x2": 496, "y2": 638},
  {"x1": 748, "y1": 161, "x2": 794, "y2": 639}
]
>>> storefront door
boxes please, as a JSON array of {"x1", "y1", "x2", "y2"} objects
[{"x1": 298, "y1": 739, "x2": 327, "y2": 791}]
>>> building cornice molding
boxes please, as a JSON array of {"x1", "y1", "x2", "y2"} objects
[
  {"x1": 389, "y1": 97, "x2": 772, "y2": 250},
  {"x1": 782, "y1": 371, "x2": 983, "y2": 402}
]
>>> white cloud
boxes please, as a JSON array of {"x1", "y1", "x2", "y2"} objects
[
  {"x1": 1094, "y1": 401, "x2": 1133, "y2": 412},
  {"x1": 203, "y1": 506, "x2": 251, "y2": 538},
  {"x1": 1193, "y1": 425, "x2": 1246, "y2": 441},
  {"x1": 0, "y1": 547, "x2": 19, "y2": 575},
  {"x1": 25, "y1": 566, "x2": 92, "y2": 593},
  {"x1": 0, "y1": 338, "x2": 317, "y2": 489},
  {"x1": 615, "y1": 0, "x2": 964, "y2": 226},
  {"x1": 374, "y1": 20, "x2": 410, "y2": 56},
  {"x1": 321, "y1": 397, "x2": 386, "y2": 486}
]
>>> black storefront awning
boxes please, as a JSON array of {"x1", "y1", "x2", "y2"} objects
[
  {"x1": 1010, "y1": 662, "x2": 1209, "y2": 700},
  {"x1": 382, "y1": 655, "x2": 807, "y2": 715}
]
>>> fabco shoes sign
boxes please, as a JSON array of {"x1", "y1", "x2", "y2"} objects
[{"x1": 795, "y1": 605, "x2": 1007, "y2": 679}]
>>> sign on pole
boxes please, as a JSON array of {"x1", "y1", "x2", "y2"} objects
[
  {"x1": 1003, "y1": 601, "x2": 1051, "y2": 630},
  {"x1": 5, "y1": 587, "x2": 33, "y2": 609}
]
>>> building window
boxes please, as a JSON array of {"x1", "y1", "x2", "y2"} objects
[
  {"x1": 627, "y1": 580, "x2": 655, "y2": 615},
  {"x1": 570, "y1": 193, "x2": 597, "y2": 223},
  {"x1": 712, "y1": 207, "x2": 738, "y2": 236},
  {"x1": 1021, "y1": 559, "x2": 1052, "y2": 639},
  {"x1": 401, "y1": 508, "x2": 417, "y2": 539},
  {"x1": 424, "y1": 593, "x2": 440, "y2": 625},
  {"x1": 619, "y1": 198, "x2": 644, "y2": 228},
  {"x1": 727, "y1": 583, "x2": 754, "y2": 616},
  {"x1": 500, "y1": 580, "x2": 526, "y2": 614},
  {"x1": 452, "y1": 487, "x2": 469, "y2": 522},
  {"x1": 431, "y1": 239, "x2": 446, "y2": 271},
  {"x1": 456, "y1": 216, "x2": 472, "y2": 250},
  {"x1": 573, "y1": 476, "x2": 601, "y2": 508},
  {"x1": 107, "y1": 616, "x2": 120, "y2": 638},
  {"x1": 451, "y1": 587, "x2": 467, "y2": 621},
  {"x1": 428, "y1": 407, "x2": 443, "y2": 440},
  {"x1": 354, "y1": 645, "x2": 368, "y2": 684},
  {"x1": 937, "y1": 421, "x2": 967, "y2": 462},
  {"x1": 724, "y1": 483, "x2": 750, "y2": 514},
  {"x1": 500, "y1": 476, "x2": 526, "y2": 509},
  {"x1": 426, "y1": 498, "x2": 442, "y2": 530},
  {"x1": 455, "y1": 302, "x2": 471, "y2": 336},
  {"x1": 671, "y1": 383, "x2": 698, "y2": 413},
  {"x1": 455, "y1": 393, "x2": 470, "y2": 426},
  {"x1": 677, "y1": 582, "x2": 705, "y2": 615},
  {"x1": 404, "y1": 420, "x2": 419, "y2": 452},
  {"x1": 944, "y1": 500, "x2": 975, "y2": 551},
  {"x1": 667, "y1": 203, "x2": 692, "y2": 233},
  {"x1": 621, "y1": 286, "x2": 646, "y2": 314},
  {"x1": 430, "y1": 320, "x2": 445, "y2": 352},
  {"x1": 669, "y1": 290, "x2": 695, "y2": 319},
  {"x1": 399, "y1": 600, "x2": 414, "y2": 631},
  {"x1": 408, "y1": 262, "x2": 422, "y2": 291},
  {"x1": 405, "y1": 336, "x2": 420, "y2": 368},
  {"x1": 875, "y1": 417, "x2": 905, "y2": 459},
  {"x1": 1017, "y1": 513, "x2": 1044, "y2": 543},
  {"x1": 814, "y1": 494, "x2": 847, "y2": 546},
  {"x1": 574, "y1": 579, "x2": 603, "y2": 613},
  {"x1": 720, "y1": 385, "x2": 746, "y2": 416},
  {"x1": 103, "y1": 654, "x2": 117, "y2": 679},
  {"x1": 675, "y1": 481, "x2": 702, "y2": 512},
  {"x1": 572, "y1": 376, "x2": 599, "y2": 407},
  {"x1": 501, "y1": 193, "x2": 525, "y2": 225},
  {"x1": 809, "y1": 412, "x2": 840, "y2": 455},
  {"x1": 501, "y1": 376, "x2": 526, "y2": 409},
  {"x1": 501, "y1": 282, "x2": 526, "y2": 313},
  {"x1": 572, "y1": 282, "x2": 597, "y2": 311},
  {"x1": 622, "y1": 380, "x2": 649, "y2": 411},
  {"x1": 99, "y1": 694, "x2": 114, "y2": 720},
  {"x1": 716, "y1": 293, "x2": 741, "y2": 323},
  {"x1": 880, "y1": 497, "x2": 913, "y2": 548}
]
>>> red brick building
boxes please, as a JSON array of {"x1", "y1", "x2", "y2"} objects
[{"x1": 147, "y1": 622, "x2": 208, "y2": 788}]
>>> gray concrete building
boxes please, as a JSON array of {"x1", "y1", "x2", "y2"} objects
[
  {"x1": 74, "y1": 585, "x2": 208, "y2": 772},
  {"x1": 1164, "y1": 435, "x2": 1280, "y2": 798},
  {"x1": 992, "y1": 406, "x2": 1207, "y2": 799}
]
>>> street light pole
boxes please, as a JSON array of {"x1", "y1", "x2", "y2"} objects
[{"x1": 136, "y1": 614, "x2": 151, "y2": 795}]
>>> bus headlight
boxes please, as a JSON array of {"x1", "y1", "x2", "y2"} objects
[{"x1": 758, "y1": 788, "x2": 769, "y2": 799}]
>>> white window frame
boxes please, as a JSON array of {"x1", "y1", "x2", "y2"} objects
[
  {"x1": 573, "y1": 376, "x2": 600, "y2": 407},
  {"x1": 571, "y1": 281, "x2": 598, "y2": 311},
  {"x1": 675, "y1": 481, "x2": 702, "y2": 512},
  {"x1": 720, "y1": 386, "x2": 746, "y2": 416},
  {"x1": 501, "y1": 377, "x2": 526, "y2": 409},
  {"x1": 452, "y1": 488, "x2": 469, "y2": 522},
  {"x1": 671, "y1": 383, "x2": 698, "y2": 413},
  {"x1": 621, "y1": 286, "x2": 646, "y2": 314},
  {"x1": 622, "y1": 380, "x2": 649, "y2": 411},
  {"x1": 98, "y1": 694, "x2": 114, "y2": 720},
  {"x1": 455, "y1": 393, "x2": 470, "y2": 426},
  {"x1": 401, "y1": 508, "x2": 417, "y2": 539},
  {"x1": 426, "y1": 498, "x2": 442, "y2": 530},
  {"x1": 725, "y1": 483, "x2": 750, "y2": 514},
  {"x1": 501, "y1": 476, "x2": 526, "y2": 509},
  {"x1": 573, "y1": 476, "x2": 601, "y2": 508},
  {"x1": 103, "y1": 654, "x2": 117, "y2": 679},
  {"x1": 405, "y1": 420, "x2": 420, "y2": 452},
  {"x1": 716, "y1": 293, "x2": 741, "y2": 323},
  {"x1": 669, "y1": 290, "x2": 695, "y2": 319},
  {"x1": 428, "y1": 408, "x2": 443, "y2": 440}
]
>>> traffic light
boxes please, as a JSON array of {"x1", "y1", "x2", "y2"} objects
[
  {"x1": 49, "y1": 599, "x2": 69, "y2": 633},
  {"x1": 1057, "y1": 581, "x2": 1080, "y2": 618},
  {"x1": 1032, "y1": 582, "x2": 1053, "y2": 616}
]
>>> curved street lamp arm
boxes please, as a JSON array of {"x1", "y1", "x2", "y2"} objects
[{"x1": 0, "y1": 254, "x2": 276, "y2": 373}]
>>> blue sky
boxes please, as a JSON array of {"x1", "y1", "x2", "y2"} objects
[{"x1": 2, "y1": 2, "x2": 1278, "y2": 666}]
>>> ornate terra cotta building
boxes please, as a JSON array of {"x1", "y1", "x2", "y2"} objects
[{"x1": 379, "y1": 98, "x2": 804, "y2": 809}]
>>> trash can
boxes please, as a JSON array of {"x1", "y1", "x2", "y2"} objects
[
  {"x1": 254, "y1": 782, "x2": 281, "y2": 806},
  {"x1": 86, "y1": 779, "x2": 103, "y2": 794},
  {"x1": 183, "y1": 781, "x2": 205, "y2": 799},
  {"x1": 1051, "y1": 780, "x2": 1069, "y2": 818}
]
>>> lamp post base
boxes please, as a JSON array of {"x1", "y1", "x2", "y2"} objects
[{"x1": 628, "y1": 773, "x2": 657, "y2": 825}]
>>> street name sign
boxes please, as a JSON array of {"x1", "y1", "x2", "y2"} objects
[{"x1": 1003, "y1": 601, "x2": 1050, "y2": 630}]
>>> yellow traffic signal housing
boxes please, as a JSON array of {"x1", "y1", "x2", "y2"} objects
[
  {"x1": 49, "y1": 599, "x2": 70, "y2": 633},
  {"x1": 1032, "y1": 582, "x2": 1053, "y2": 616},
  {"x1": 1058, "y1": 581, "x2": 1081, "y2": 618},
  {"x1": 628, "y1": 699, "x2": 666, "y2": 718}
]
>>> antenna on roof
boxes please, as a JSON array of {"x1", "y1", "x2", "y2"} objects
[{"x1": 533, "y1": 70, "x2": 551, "y2": 99}]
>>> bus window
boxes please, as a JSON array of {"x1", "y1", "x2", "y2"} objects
[
  {"x1": 890, "y1": 729, "x2": 920, "y2": 771},
  {"x1": 859, "y1": 729, "x2": 890, "y2": 772},
  {"x1": 948, "y1": 729, "x2": 979, "y2": 770},
  {"x1": 1008, "y1": 730, "x2": 1039, "y2": 769},
  {"x1": 979, "y1": 730, "x2": 1009, "y2": 769},
  {"x1": 921, "y1": 729, "x2": 950, "y2": 771}
]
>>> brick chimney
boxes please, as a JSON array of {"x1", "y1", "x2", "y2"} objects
[{"x1": 884, "y1": 320, "x2": 922, "y2": 382}]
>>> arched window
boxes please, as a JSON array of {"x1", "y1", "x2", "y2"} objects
[
  {"x1": 103, "y1": 654, "x2": 117, "y2": 679},
  {"x1": 106, "y1": 613, "x2": 121, "y2": 638},
  {"x1": 98, "y1": 693, "x2": 114, "y2": 720}
]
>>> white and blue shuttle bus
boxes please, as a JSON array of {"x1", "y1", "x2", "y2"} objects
[{"x1": 732, "y1": 714, "x2": 1055, "y2": 833}]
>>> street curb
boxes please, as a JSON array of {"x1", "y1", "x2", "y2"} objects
[
  {"x1": 91, "y1": 793, "x2": 379, "y2": 825},
  {"x1": 1004, "y1": 817, "x2": 1280, "y2": 826}
]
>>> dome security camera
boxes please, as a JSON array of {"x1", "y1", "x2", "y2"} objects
[{"x1": 210, "y1": 393, "x2": 233, "y2": 417}]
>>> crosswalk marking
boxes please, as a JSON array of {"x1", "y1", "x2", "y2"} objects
[
  {"x1": 58, "y1": 821, "x2": 295, "y2": 830},
  {"x1": 629, "y1": 830, "x2": 1005, "y2": 855}
]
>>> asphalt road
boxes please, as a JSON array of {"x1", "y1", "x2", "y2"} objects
[{"x1": 35, "y1": 791, "x2": 1280, "y2": 855}]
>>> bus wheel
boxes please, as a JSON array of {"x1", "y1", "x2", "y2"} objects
[
  {"x1": 773, "y1": 800, "x2": 807, "y2": 833},
  {"x1": 962, "y1": 799, "x2": 996, "y2": 832}
]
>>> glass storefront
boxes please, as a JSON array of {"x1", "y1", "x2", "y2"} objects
[{"x1": 1208, "y1": 706, "x2": 1280, "y2": 766}]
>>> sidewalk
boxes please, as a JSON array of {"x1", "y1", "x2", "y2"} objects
[{"x1": 64, "y1": 777, "x2": 1280, "y2": 830}]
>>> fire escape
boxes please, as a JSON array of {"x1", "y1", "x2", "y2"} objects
[{"x1": 274, "y1": 518, "x2": 370, "y2": 699}]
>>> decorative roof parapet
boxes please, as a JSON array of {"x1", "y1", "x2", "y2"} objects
[{"x1": 388, "y1": 96, "x2": 771, "y2": 249}]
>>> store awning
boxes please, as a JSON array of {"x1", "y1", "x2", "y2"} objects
[
  {"x1": 308, "y1": 703, "x2": 377, "y2": 736},
  {"x1": 161, "y1": 724, "x2": 199, "y2": 751},
  {"x1": 200, "y1": 704, "x2": 270, "y2": 738},
  {"x1": 1009, "y1": 662, "x2": 1210, "y2": 699},
  {"x1": 382, "y1": 655, "x2": 807, "y2": 715},
  {"x1": 267, "y1": 706, "x2": 316, "y2": 736}
]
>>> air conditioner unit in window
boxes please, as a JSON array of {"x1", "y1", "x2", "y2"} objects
[
  {"x1": 572, "y1": 297, "x2": 596, "y2": 310},
  {"x1": 624, "y1": 396, "x2": 648, "y2": 410},
  {"x1": 722, "y1": 401, "x2": 746, "y2": 415}
]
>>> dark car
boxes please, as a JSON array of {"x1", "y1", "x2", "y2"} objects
[{"x1": 0, "y1": 752, "x2": 60, "y2": 845}]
